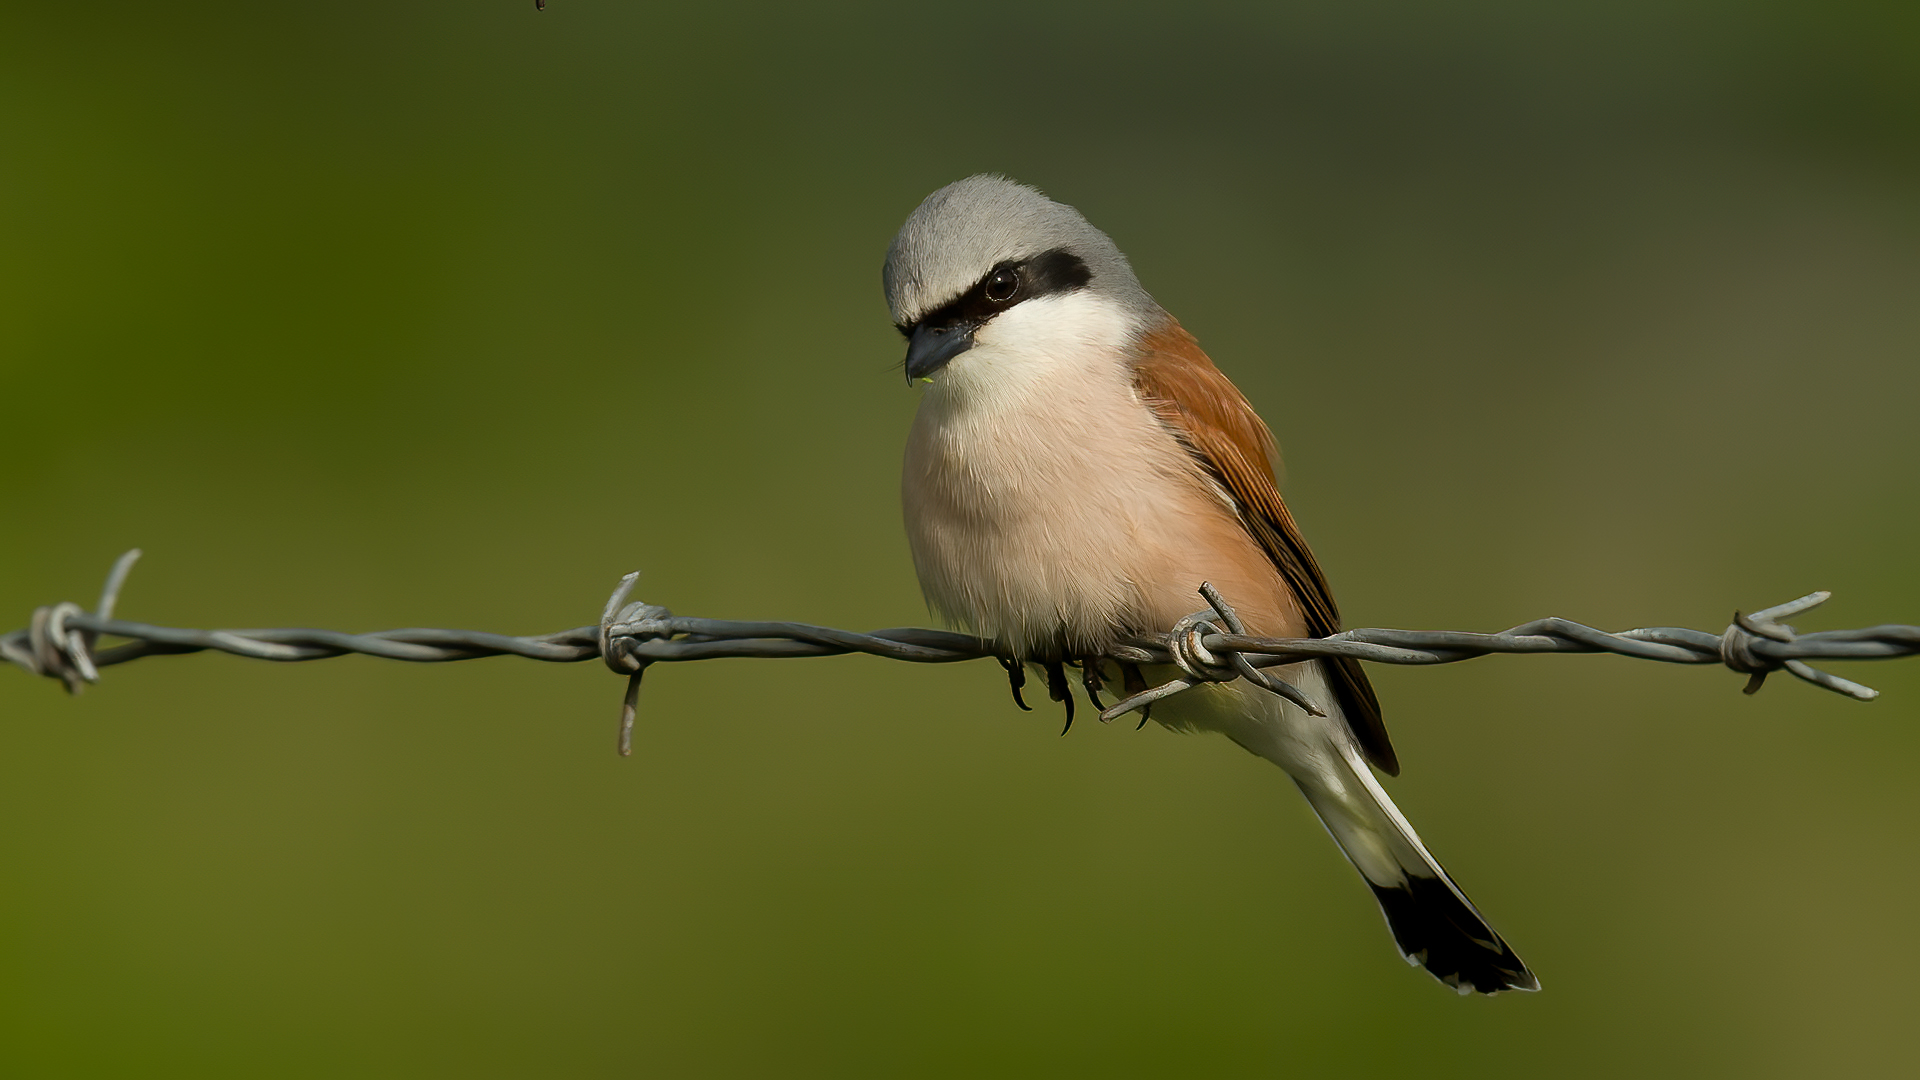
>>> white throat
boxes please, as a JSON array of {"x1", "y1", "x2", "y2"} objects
[{"x1": 920, "y1": 292, "x2": 1141, "y2": 413}]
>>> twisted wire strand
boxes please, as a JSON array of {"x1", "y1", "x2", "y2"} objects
[{"x1": 5, "y1": 554, "x2": 1911, "y2": 751}]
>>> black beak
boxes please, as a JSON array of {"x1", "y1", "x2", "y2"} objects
[{"x1": 904, "y1": 322, "x2": 977, "y2": 382}]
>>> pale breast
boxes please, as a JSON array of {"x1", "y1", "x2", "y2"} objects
[{"x1": 900, "y1": 303, "x2": 1296, "y2": 657}]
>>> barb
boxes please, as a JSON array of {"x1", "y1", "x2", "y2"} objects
[
  {"x1": 7, "y1": 555, "x2": 1916, "y2": 754},
  {"x1": 1, "y1": 549, "x2": 144, "y2": 694}
]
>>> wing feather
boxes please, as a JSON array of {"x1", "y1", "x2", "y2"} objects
[{"x1": 1131, "y1": 318, "x2": 1399, "y2": 776}]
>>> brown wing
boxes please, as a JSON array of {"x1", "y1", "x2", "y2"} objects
[{"x1": 1131, "y1": 318, "x2": 1399, "y2": 776}]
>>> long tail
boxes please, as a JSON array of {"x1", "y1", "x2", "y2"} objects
[{"x1": 1207, "y1": 668, "x2": 1538, "y2": 995}]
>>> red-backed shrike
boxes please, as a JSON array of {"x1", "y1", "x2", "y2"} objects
[{"x1": 885, "y1": 175, "x2": 1536, "y2": 994}]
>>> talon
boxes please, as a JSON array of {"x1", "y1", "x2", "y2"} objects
[
  {"x1": 999, "y1": 656, "x2": 1033, "y2": 711},
  {"x1": 1081, "y1": 658, "x2": 1109, "y2": 713},
  {"x1": 1044, "y1": 661, "x2": 1074, "y2": 733},
  {"x1": 1121, "y1": 663, "x2": 1153, "y2": 727}
]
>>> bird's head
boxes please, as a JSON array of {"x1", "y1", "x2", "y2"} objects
[{"x1": 883, "y1": 175, "x2": 1157, "y2": 383}]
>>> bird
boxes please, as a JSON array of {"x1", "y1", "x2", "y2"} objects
[{"x1": 884, "y1": 175, "x2": 1537, "y2": 995}]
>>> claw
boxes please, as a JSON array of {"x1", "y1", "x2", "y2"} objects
[
  {"x1": 998, "y1": 656, "x2": 1033, "y2": 711},
  {"x1": 1081, "y1": 659, "x2": 1109, "y2": 713},
  {"x1": 1121, "y1": 663, "x2": 1152, "y2": 727},
  {"x1": 1043, "y1": 660, "x2": 1075, "y2": 734}
]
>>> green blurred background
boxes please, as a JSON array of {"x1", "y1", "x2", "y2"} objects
[{"x1": 4, "y1": 2, "x2": 1918, "y2": 1076}]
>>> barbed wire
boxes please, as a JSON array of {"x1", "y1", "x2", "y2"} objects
[{"x1": 6, "y1": 551, "x2": 1914, "y2": 755}]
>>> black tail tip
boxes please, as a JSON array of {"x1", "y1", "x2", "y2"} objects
[{"x1": 1369, "y1": 876, "x2": 1539, "y2": 995}]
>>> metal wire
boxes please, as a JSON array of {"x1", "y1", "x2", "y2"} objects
[{"x1": 6, "y1": 552, "x2": 1914, "y2": 754}]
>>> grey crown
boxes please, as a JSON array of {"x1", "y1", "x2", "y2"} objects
[{"x1": 882, "y1": 175, "x2": 1157, "y2": 328}]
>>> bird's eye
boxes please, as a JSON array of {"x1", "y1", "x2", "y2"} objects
[{"x1": 983, "y1": 268, "x2": 1019, "y2": 303}]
